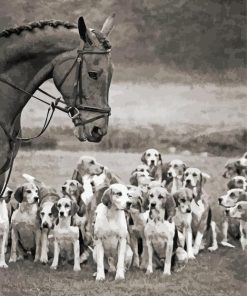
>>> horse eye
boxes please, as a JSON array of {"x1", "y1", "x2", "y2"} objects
[{"x1": 88, "y1": 71, "x2": 98, "y2": 80}]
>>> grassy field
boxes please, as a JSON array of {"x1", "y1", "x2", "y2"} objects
[{"x1": 0, "y1": 150, "x2": 246, "y2": 296}]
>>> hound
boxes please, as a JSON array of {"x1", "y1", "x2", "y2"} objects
[
  {"x1": 50, "y1": 197, "x2": 82, "y2": 271},
  {"x1": 222, "y1": 159, "x2": 243, "y2": 179},
  {"x1": 226, "y1": 201, "x2": 247, "y2": 250},
  {"x1": 183, "y1": 168, "x2": 218, "y2": 254},
  {"x1": 173, "y1": 188, "x2": 195, "y2": 259},
  {"x1": 129, "y1": 170, "x2": 154, "y2": 187},
  {"x1": 9, "y1": 183, "x2": 41, "y2": 262},
  {"x1": 166, "y1": 159, "x2": 187, "y2": 194},
  {"x1": 144, "y1": 186, "x2": 177, "y2": 275},
  {"x1": 218, "y1": 189, "x2": 247, "y2": 248},
  {"x1": 239, "y1": 152, "x2": 247, "y2": 167},
  {"x1": 127, "y1": 185, "x2": 149, "y2": 269},
  {"x1": 93, "y1": 184, "x2": 132, "y2": 280},
  {"x1": 141, "y1": 149, "x2": 162, "y2": 181},
  {"x1": 0, "y1": 187, "x2": 13, "y2": 268}
]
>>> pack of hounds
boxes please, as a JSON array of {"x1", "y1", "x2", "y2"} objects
[{"x1": 0, "y1": 149, "x2": 246, "y2": 281}]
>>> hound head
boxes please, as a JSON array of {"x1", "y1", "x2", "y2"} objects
[
  {"x1": 14, "y1": 183, "x2": 39, "y2": 204},
  {"x1": 226, "y1": 201, "x2": 247, "y2": 221},
  {"x1": 222, "y1": 160, "x2": 241, "y2": 179},
  {"x1": 52, "y1": 197, "x2": 79, "y2": 219},
  {"x1": 148, "y1": 186, "x2": 176, "y2": 221},
  {"x1": 39, "y1": 201, "x2": 57, "y2": 229},
  {"x1": 141, "y1": 149, "x2": 162, "y2": 168},
  {"x1": 129, "y1": 171, "x2": 154, "y2": 187},
  {"x1": 240, "y1": 152, "x2": 247, "y2": 167},
  {"x1": 76, "y1": 156, "x2": 104, "y2": 177},
  {"x1": 126, "y1": 186, "x2": 146, "y2": 213},
  {"x1": 62, "y1": 180, "x2": 84, "y2": 203},
  {"x1": 173, "y1": 188, "x2": 193, "y2": 214},
  {"x1": 101, "y1": 184, "x2": 130, "y2": 210},
  {"x1": 218, "y1": 189, "x2": 247, "y2": 208},
  {"x1": 227, "y1": 176, "x2": 247, "y2": 191},
  {"x1": 167, "y1": 159, "x2": 187, "y2": 179},
  {"x1": 183, "y1": 168, "x2": 210, "y2": 191}
]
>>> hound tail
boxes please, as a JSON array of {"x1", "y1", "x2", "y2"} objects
[{"x1": 22, "y1": 173, "x2": 44, "y2": 186}]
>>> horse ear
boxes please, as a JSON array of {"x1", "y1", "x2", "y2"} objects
[
  {"x1": 14, "y1": 186, "x2": 24, "y2": 203},
  {"x1": 101, "y1": 13, "x2": 116, "y2": 36},
  {"x1": 51, "y1": 203, "x2": 59, "y2": 217},
  {"x1": 78, "y1": 17, "x2": 93, "y2": 45},
  {"x1": 129, "y1": 172, "x2": 138, "y2": 186},
  {"x1": 70, "y1": 202, "x2": 79, "y2": 217},
  {"x1": 141, "y1": 152, "x2": 147, "y2": 164},
  {"x1": 102, "y1": 188, "x2": 112, "y2": 209}
]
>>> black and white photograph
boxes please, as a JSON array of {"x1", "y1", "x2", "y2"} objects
[{"x1": 0, "y1": 1, "x2": 246, "y2": 295}]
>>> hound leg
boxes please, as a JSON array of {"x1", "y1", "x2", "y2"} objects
[
  {"x1": 164, "y1": 236, "x2": 174, "y2": 276},
  {"x1": 95, "y1": 240, "x2": 105, "y2": 281},
  {"x1": 221, "y1": 220, "x2": 235, "y2": 248},
  {"x1": 130, "y1": 236, "x2": 139, "y2": 268},
  {"x1": 0, "y1": 230, "x2": 8, "y2": 268},
  {"x1": 115, "y1": 238, "x2": 127, "y2": 280},
  {"x1": 140, "y1": 239, "x2": 148, "y2": 270},
  {"x1": 9, "y1": 228, "x2": 18, "y2": 262},
  {"x1": 40, "y1": 229, "x2": 48, "y2": 264},
  {"x1": 34, "y1": 230, "x2": 41, "y2": 262},
  {"x1": 208, "y1": 221, "x2": 218, "y2": 252},
  {"x1": 185, "y1": 226, "x2": 195, "y2": 259},
  {"x1": 50, "y1": 239, "x2": 60, "y2": 270},
  {"x1": 73, "y1": 239, "x2": 81, "y2": 271},
  {"x1": 145, "y1": 239, "x2": 153, "y2": 275},
  {"x1": 193, "y1": 231, "x2": 204, "y2": 256}
]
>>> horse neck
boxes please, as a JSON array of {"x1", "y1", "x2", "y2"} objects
[{"x1": 0, "y1": 27, "x2": 80, "y2": 125}]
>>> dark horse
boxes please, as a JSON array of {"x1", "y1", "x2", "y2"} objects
[{"x1": 0, "y1": 15, "x2": 115, "y2": 192}]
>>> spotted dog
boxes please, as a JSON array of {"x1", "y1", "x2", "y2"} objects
[
  {"x1": 218, "y1": 189, "x2": 247, "y2": 248},
  {"x1": 141, "y1": 149, "x2": 162, "y2": 181},
  {"x1": 173, "y1": 188, "x2": 195, "y2": 259},
  {"x1": 166, "y1": 159, "x2": 187, "y2": 194},
  {"x1": 183, "y1": 168, "x2": 218, "y2": 254},
  {"x1": 0, "y1": 187, "x2": 13, "y2": 268},
  {"x1": 144, "y1": 186, "x2": 180, "y2": 275},
  {"x1": 226, "y1": 201, "x2": 247, "y2": 250},
  {"x1": 127, "y1": 186, "x2": 149, "y2": 269},
  {"x1": 50, "y1": 197, "x2": 82, "y2": 271},
  {"x1": 93, "y1": 184, "x2": 133, "y2": 280},
  {"x1": 10, "y1": 183, "x2": 41, "y2": 262}
]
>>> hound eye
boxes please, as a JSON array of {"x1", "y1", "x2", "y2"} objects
[
  {"x1": 65, "y1": 204, "x2": 69, "y2": 208},
  {"x1": 88, "y1": 71, "x2": 98, "y2": 80},
  {"x1": 237, "y1": 204, "x2": 242, "y2": 210},
  {"x1": 140, "y1": 169, "x2": 144, "y2": 172},
  {"x1": 155, "y1": 154, "x2": 158, "y2": 157},
  {"x1": 150, "y1": 194, "x2": 154, "y2": 198},
  {"x1": 192, "y1": 173, "x2": 197, "y2": 177},
  {"x1": 57, "y1": 204, "x2": 61, "y2": 208},
  {"x1": 40, "y1": 212, "x2": 44, "y2": 216},
  {"x1": 117, "y1": 192, "x2": 122, "y2": 196},
  {"x1": 174, "y1": 165, "x2": 178, "y2": 168},
  {"x1": 48, "y1": 213, "x2": 52, "y2": 217},
  {"x1": 237, "y1": 180, "x2": 243, "y2": 184},
  {"x1": 181, "y1": 198, "x2": 186, "y2": 203},
  {"x1": 89, "y1": 160, "x2": 95, "y2": 165},
  {"x1": 229, "y1": 192, "x2": 235, "y2": 198},
  {"x1": 185, "y1": 173, "x2": 189, "y2": 177},
  {"x1": 147, "y1": 153, "x2": 150, "y2": 157},
  {"x1": 27, "y1": 190, "x2": 31, "y2": 194},
  {"x1": 158, "y1": 195, "x2": 163, "y2": 199}
]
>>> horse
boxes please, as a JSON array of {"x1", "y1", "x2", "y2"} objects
[{"x1": 0, "y1": 14, "x2": 115, "y2": 192}]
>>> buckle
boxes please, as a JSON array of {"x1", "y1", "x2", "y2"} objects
[{"x1": 67, "y1": 107, "x2": 80, "y2": 120}]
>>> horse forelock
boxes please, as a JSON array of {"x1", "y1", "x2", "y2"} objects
[{"x1": 0, "y1": 20, "x2": 77, "y2": 38}]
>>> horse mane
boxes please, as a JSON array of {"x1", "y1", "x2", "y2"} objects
[{"x1": 0, "y1": 20, "x2": 77, "y2": 38}]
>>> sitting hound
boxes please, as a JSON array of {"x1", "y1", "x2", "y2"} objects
[
  {"x1": 218, "y1": 189, "x2": 247, "y2": 248},
  {"x1": 166, "y1": 159, "x2": 187, "y2": 194},
  {"x1": 50, "y1": 197, "x2": 83, "y2": 271},
  {"x1": 93, "y1": 184, "x2": 133, "y2": 281},
  {"x1": 183, "y1": 168, "x2": 218, "y2": 254},
  {"x1": 10, "y1": 183, "x2": 41, "y2": 262},
  {"x1": 141, "y1": 149, "x2": 162, "y2": 181},
  {"x1": 226, "y1": 201, "x2": 247, "y2": 250},
  {"x1": 144, "y1": 186, "x2": 178, "y2": 275},
  {"x1": 0, "y1": 187, "x2": 13, "y2": 268}
]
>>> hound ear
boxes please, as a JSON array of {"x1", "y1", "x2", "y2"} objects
[
  {"x1": 76, "y1": 182, "x2": 84, "y2": 195},
  {"x1": 14, "y1": 186, "x2": 24, "y2": 203},
  {"x1": 141, "y1": 152, "x2": 147, "y2": 164},
  {"x1": 142, "y1": 193, "x2": 150, "y2": 211},
  {"x1": 129, "y1": 172, "x2": 138, "y2": 186},
  {"x1": 70, "y1": 202, "x2": 79, "y2": 217},
  {"x1": 51, "y1": 203, "x2": 59, "y2": 218},
  {"x1": 101, "y1": 13, "x2": 115, "y2": 36},
  {"x1": 102, "y1": 188, "x2": 112, "y2": 209},
  {"x1": 201, "y1": 172, "x2": 211, "y2": 184},
  {"x1": 4, "y1": 188, "x2": 13, "y2": 203},
  {"x1": 72, "y1": 169, "x2": 83, "y2": 185},
  {"x1": 158, "y1": 153, "x2": 162, "y2": 164},
  {"x1": 172, "y1": 192, "x2": 180, "y2": 207},
  {"x1": 238, "y1": 192, "x2": 247, "y2": 202},
  {"x1": 183, "y1": 163, "x2": 188, "y2": 171},
  {"x1": 77, "y1": 200, "x2": 86, "y2": 217},
  {"x1": 227, "y1": 179, "x2": 235, "y2": 190},
  {"x1": 163, "y1": 194, "x2": 176, "y2": 221}
]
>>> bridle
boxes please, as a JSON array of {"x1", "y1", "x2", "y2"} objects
[{"x1": 0, "y1": 33, "x2": 112, "y2": 197}]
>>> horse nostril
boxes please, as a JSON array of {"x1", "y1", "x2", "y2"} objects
[{"x1": 92, "y1": 126, "x2": 103, "y2": 137}]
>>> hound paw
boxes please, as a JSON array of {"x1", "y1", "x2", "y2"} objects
[
  {"x1": 208, "y1": 245, "x2": 218, "y2": 252},
  {"x1": 0, "y1": 262, "x2": 8, "y2": 268},
  {"x1": 34, "y1": 257, "x2": 40, "y2": 263},
  {"x1": 50, "y1": 265, "x2": 57, "y2": 270},
  {"x1": 220, "y1": 241, "x2": 235, "y2": 248},
  {"x1": 145, "y1": 266, "x2": 153, "y2": 275},
  {"x1": 73, "y1": 265, "x2": 81, "y2": 272},
  {"x1": 9, "y1": 255, "x2": 17, "y2": 263},
  {"x1": 163, "y1": 270, "x2": 171, "y2": 276},
  {"x1": 187, "y1": 254, "x2": 195, "y2": 260},
  {"x1": 115, "y1": 270, "x2": 125, "y2": 280},
  {"x1": 40, "y1": 257, "x2": 48, "y2": 264},
  {"x1": 132, "y1": 259, "x2": 140, "y2": 268},
  {"x1": 193, "y1": 247, "x2": 199, "y2": 256},
  {"x1": 96, "y1": 273, "x2": 105, "y2": 281}
]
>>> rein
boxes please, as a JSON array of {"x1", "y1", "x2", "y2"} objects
[{"x1": 0, "y1": 43, "x2": 111, "y2": 198}]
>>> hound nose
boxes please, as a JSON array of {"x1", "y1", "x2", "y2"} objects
[
  {"x1": 225, "y1": 209, "x2": 230, "y2": 216},
  {"x1": 167, "y1": 172, "x2": 172, "y2": 178},
  {"x1": 151, "y1": 160, "x2": 155, "y2": 165},
  {"x1": 218, "y1": 198, "x2": 222, "y2": 205},
  {"x1": 100, "y1": 166, "x2": 104, "y2": 171},
  {"x1": 186, "y1": 209, "x2": 191, "y2": 213},
  {"x1": 62, "y1": 186, "x2": 66, "y2": 191},
  {"x1": 42, "y1": 222, "x2": 48, "y2": 228},
  {"x1": 126, "y1": 202, "x2": 132, "y2": 210},
  {"x1": 60, "y1": 211, "x2": 64, "y2": 217},
  {"x1": 34, "y1": 197, "x2": 39, "y2": 202},
  {"x1": 151, "y1": 203, "x2": 156, "y2": 209},
  {"x1": 186, "y1": 179, "x2": 191, "y2": 185}
]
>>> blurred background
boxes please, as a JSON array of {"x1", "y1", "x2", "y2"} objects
[{"x1": 1, "y1": 0, "x2": 246, "y2": 156}]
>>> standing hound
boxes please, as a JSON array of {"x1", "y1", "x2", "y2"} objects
[
  {"x1": 218, "y1": 189, "x2": 247, "y2": 248},
  {"x1": 50, "y1": 197, "x2": 82, "y2": 271},
  {"x1": 93, "y1": 184, "x2": 132, "y2": 280},
  {"x1": 10, "y1": 183, "x2": 41, "y2": 262},
  {"x1": 183, "y1": 168, "x2": 218, "y2": 254},
  {"x1": 141, "y1": 149, "x2": 162, "y2": 181},
  {"x1": 0, "y1": 187, "x2": 13, "y2": 268},
  {"x1": 227, "y1": 201, "x2": 247, "y2": 250}
]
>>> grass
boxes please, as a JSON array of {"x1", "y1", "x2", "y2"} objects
[{"x1": 1, "y1": 150, "x2": 246, "y2": 296}]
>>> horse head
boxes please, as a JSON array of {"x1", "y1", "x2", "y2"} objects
[{"x1": 53, "y1": 14, "x2": 115, "y2": 142}]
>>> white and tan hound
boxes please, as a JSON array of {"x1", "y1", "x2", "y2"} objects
[{"x1": 141, "y1": 149, "x2": 162, "y2": 181}]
